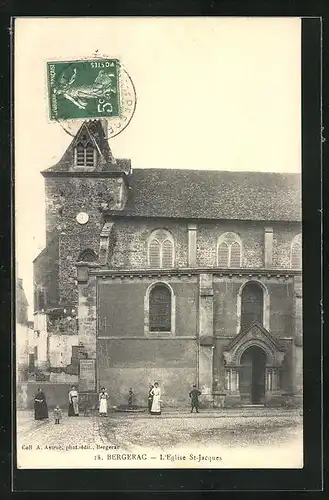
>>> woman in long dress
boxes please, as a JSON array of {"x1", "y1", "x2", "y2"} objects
[
  {"x1": 150, "y1": 382, "x2": 161, "y2": 415},
  {"x1": 68, "y1": 385, "x2": 79, "y2": 416},
  {"x1": 34, "y1": 388, "x2": 48, "y2": 420},
  {"x1": 98, "y1": 387, "x2": 109, "y2": 416}
]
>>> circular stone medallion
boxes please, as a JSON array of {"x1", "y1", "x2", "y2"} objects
[{"x1": 76, "y1": 212, "x2": 89, "y2": 225}]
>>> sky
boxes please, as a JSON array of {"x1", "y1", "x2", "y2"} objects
[{"x1": 14, "y1": 17, "x2": 301, "y2": 319}]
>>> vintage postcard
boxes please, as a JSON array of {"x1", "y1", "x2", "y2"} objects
[{"x1": 15, "y1": 17, "x2": 303, "y2": 470}]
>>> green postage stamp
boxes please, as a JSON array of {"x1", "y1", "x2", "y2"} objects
[{"x1": 47, "y1": 59, "x2": 121, "y2": 120}]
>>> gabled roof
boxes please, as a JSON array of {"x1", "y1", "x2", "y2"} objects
[
  {"x1": 223, "y1": 321, "x2": 286, "y2": 366},
  {"x1": 120, "y1": 168, "x2": 301, "y2": 222},
  {"x1": 42, "y1": 120, "x2": 130, "y2": 175},
  {"x1": 224, "y1": 321, "x2": 285, "y2": 354}
]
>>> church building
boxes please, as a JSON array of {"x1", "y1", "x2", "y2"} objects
[{"x1": 33, "y1": 119, "x2": 302, "y2": 408}]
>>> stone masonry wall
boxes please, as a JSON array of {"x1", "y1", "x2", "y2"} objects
[
  {"x1": 45, "y1": 175, "x2": 125, "y2": 304},
  {"x1": 109, "y1": 219, "x2": 302, "y2": 271},
  {"x1": 272, "y1": 223, "x2": 302, "y2": 268},
  {"x1": 42, "y1": 173, "x2": 301, "y2": 309},
  {"x1": 45, "y1": 176, "x2": 123, "y2": 243},
  {"x1": 110, "y1": 219, "x2": 188, "y2": 269},
  {"x1": 33, "y1": 236, "x2": 60, "y2": 309},
  {"x1": 196, "y1": 221, "x2": 264, "y2": 268},
  {"x1": 213, "y1": 276, "x2": 295, "y2": 338},
  {"x1": 97, "y1": 277, "x2": 198, "y2": 338},
  {"x1": 97, "y1": 338, "x2": 198, "y2": 407}
]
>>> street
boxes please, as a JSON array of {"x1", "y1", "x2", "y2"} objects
[{"x1": 16, "y1": 408, "x2": 303, "y2": 468}]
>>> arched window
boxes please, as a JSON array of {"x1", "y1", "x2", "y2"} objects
[
  {"x1": 149, "y1": 285, "x2": 171, "y2": 332},
  {"x1": 217, "y1": 232, "x2": 242, "y2": 267},
  {"x1": 241, "y1": 282, "x2": 263, "y2": 330},
  {"x1": 148, "y1": 229, "x2": 174, "y2": 268},
  {"x1": 75, "y1": 141, "x2": 96, "y2": 166},
  {"x1": 290, "y1": 233, "x2": 302, "y2": 269},
  {"x1": 78, "y1": 249, "x2": 97, "y2": 262}
]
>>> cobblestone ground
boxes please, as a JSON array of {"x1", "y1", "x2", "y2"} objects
[
  {"x1": 99, "y1": 409, "x2": 302, "y2": 451},
  {"x1": 17, "y1": 409, "x2": 303, "y2": 468},
  {"x1": 17, "y1": 409, "x2": 302, "y2": 450},
  {"x1": 17, "y1": 410, "x2": 106, "y2": 448}
]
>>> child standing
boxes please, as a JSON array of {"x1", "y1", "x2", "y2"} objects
[{"x1": 53, "y1": 405, "x2": 62, "y2": 424}]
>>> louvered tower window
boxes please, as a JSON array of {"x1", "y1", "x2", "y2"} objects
[{"x1": 75, "y1": 141, "x2": 96, "y2": 166}]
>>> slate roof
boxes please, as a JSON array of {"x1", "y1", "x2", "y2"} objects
[{"x1": 120, "y1": 168, "x2": 301, "y2": 222}]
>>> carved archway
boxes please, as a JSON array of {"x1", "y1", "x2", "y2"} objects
[{"x1": 223, "y1": 322, "x2": 286, "y2": 398}]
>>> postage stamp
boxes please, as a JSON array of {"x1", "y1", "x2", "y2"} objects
[{"x1": 47, "y1": 59, "x2": 121, "y2": 120}]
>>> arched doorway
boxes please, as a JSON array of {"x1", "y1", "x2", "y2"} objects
[{"x1": 240, "y1": 346, "x2": 267, "y2": 404}]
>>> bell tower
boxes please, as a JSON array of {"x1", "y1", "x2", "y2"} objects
[{"x1": 34, "y1": 118, "x2": 131, "y2": 311}]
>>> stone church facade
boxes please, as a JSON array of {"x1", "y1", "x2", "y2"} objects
[{"x1": 34, "y1": 119, "x2": 302, "y2": 408}]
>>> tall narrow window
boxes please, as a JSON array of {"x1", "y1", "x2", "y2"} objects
[
  {"x1": 217, "y1": 232, "x2": 242, "y2": 267},
  {"x1": 149, "y1": 239, "x2": 160, "y2": 267},
  {"x1": 290, "y1": 234, "x2": 302, "y2": 269},
  {"x1": 162, "y1": 239, "x2": 173, "y2": 267},
  {"x1": 148, "y1": 229, "x2": 175, "y2": 268},
  {"x1": 149, "y1": 285, "x2": 171, "y2": 331},
  {"x1": 241, "y1": 282, "x2": 263, "y2": 330},
  {"x1": 230, "y1": 241, "x2": 241, "y2": 267},
  {"x1": 218, "y1": 242, "x2": 229, "y2": 267}
]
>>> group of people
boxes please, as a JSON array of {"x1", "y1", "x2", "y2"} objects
[
  {"x1": 148, "y1": 383, "x2": 201, "y2": 414},
  {"x1": 34, "y1": 386, "x2": 110, "y2": 422},
  {"x1": 34, "y1": 383, "x2": 202, "y2": 422}
]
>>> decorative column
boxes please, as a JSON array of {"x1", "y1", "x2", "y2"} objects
[
  {"x1": 225, "y1": 367, "x2": 239, "y2": 392},
  {"x1": 223, "y1": 365, "x2": 241, "y2": 407},
  {"x1": 198, "y1": 273, "x2": 214, "y2": 406},
  {"x1": 188, "y1": 223, "x2": 197, "y2": 267},
  {"x1": 264, "y1": 365, "x2": 283, "y2": 406},
  {"x1": 264, "y1": 227, "x2": 273, "y2": 268},
  {"x1": 265, "y1": 367, "x2": 280, "y2": 391}
]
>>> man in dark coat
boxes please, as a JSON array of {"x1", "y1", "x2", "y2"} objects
[
  {"x1": 189, "y1": 385, "x2": 201, "y2": 413},
  {"x1": 148, "y1": 384, "x2": 154, "y2": 413}
]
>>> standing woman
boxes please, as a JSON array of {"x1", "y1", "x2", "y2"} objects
[
  {"x1": 150, "y1": 382, "x2": 161, "y2": 415},
  {"x1": 34, "y1": 387, "x2": 49, "y2": 420},
  {"x1": 148, "y1": 383, "x2": 154, "y2": 414},
  {"x1": 68, "y1": 385, "x2": 79, "y2": 416},
  {"x1": 98, "y1": 387, "x2": 109, "y2": 416}
]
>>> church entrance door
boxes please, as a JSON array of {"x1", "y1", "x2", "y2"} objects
[{"x1": 239, "y1": 346, "x2": 266, "y2": 404}]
